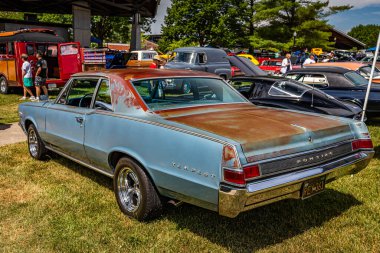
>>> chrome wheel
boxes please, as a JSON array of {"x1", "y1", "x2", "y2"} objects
[
  {"x1": 117, "y1": 167, "x2": 141, "y2": 213},
  {"x1": 28, "y1": 128, "x2": 39, "y2": 157},
  {"x1": 0, "y1": 78, "x2": 7, "y2": 93}
]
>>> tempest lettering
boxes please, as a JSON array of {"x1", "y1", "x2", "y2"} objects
[
  {"x1": 296, "y1": 151, "x2": 334, "y2": 164},
  {"x1": 171, "y1": 162, "x2": 216, "y2": 179}
]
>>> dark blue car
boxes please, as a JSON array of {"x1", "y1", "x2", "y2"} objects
[{"x1": 287, "y1": 67, "x2": 380, "y2": 116}]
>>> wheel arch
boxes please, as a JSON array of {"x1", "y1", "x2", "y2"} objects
[
  {"x1": 24, "y1": 117, "x2": 39, "y2": 132},
  {"x1": 108, "y1": 149, "x2": 157, "y2": 187}
]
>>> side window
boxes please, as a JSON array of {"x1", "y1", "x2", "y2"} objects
[
  {"x1": 198, "y1": 53, "x2": 207, "y2": 64},
  {"x1": 7, "y1": 42, "x2": 14, "y2": 55},
  {"x1": 301, "y1": 74, "x2": 328, "y2": 87},
  {"x1": 0, "y1": 43, "x2": 6, "y2": 54},
  {"x1": 130, "y1": 53, "x2": 138, "y2": 60},
  {"x1": 142, "y1": 52, "x2": 155, "y2": 60},
  {"x1": 60, "y1": 44, "x2": 79, "y2": 56},
  {"x1": 26, "y1": 44, "x2": 35, "y2": 56},
  {"x1": 57, "y1": 78, "x2": 99, "y2": 108},
  {"x1": 94, "y1": 79, "x2": 113, "y2": 111}
]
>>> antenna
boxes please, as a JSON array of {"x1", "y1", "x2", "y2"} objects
[
  {"x1": 311, "y1": 83, "x2": 314, "y2": 108},
  {"x1": 361, "y1": 32, "x2": 380, "y2": 122}
]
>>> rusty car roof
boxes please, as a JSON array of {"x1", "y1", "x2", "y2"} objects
[
  {"x1": 72, "y1": 68, "x2": 221, "y2": 80},
  {"x1": 306, "y1": 62, "x2": 368, "y2": 70}
]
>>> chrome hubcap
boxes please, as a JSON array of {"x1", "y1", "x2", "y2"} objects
[
  {"x1": 0, "y1": 80, "x2": 6, "y2": 93},
  {"x1": 28, "y1": 129, "x2": 38, "y2": 157},
  {"x1": 118, "y1": 168, "x2": 141, "y2": 213}
]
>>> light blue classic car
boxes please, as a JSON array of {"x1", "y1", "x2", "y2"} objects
[{"x1": 18, "y1": 69, "x2": 374, "y2": 221}]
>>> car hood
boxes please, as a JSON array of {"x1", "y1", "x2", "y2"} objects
[
  {"x1": 228, "y1": 56, "x2": 267, "y2": 76},
  {"x1": 157, "y1": 103, "x2": 354, "y2": 160}
]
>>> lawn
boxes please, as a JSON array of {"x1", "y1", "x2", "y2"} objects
[
  {"x1": 0, "y1": 93, "x2": 25, "y2": 125},
  {"x1": 0, "y1": 104, "x2": 379, "y2": 252}
]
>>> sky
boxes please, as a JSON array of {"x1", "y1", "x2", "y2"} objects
[{"x1": 150, "y1": 0, "x2": 380, "y2": 34}]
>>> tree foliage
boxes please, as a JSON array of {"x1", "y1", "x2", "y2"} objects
[
  {"x1": 159, "y1": 0, "x2": 352, "y2": 52},
  {"x1": 250, "y1": 0, "x2": 352, "y2": 51},
  {"x1": 348, "y1": 24, "x2": 380, "y2": 48},
  {"x1": 159, "y1": 0, "x2": 248, "y2": 51}
]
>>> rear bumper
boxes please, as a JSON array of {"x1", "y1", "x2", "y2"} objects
[{"x1": 219, "y1": 150, "x2": 374, "y2": 218}]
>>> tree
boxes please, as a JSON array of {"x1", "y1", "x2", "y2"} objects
[
  {"x1": 250, "y1": 0, "x2": 352, "y2": 51},
  {"x1": 159, "y1": 0, "x2": 248, "y2": 51},
  {"x1": 348, "y1": 24, "x2": 380, "y2": 48}
]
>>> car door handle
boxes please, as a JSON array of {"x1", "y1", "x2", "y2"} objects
[{"x1": 75, "y1": 116, "x2": 84, "y2": 124}]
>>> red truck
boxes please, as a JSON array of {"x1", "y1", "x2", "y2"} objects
[{"x1": 0, "y1": 29, "x2": 82, "y2": 94}]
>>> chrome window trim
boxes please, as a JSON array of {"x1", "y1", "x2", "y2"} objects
[
  {"x1": 130, "y1": 77, "x2": 250, "y2": 112},
  {"x1": 54, "y1": 76, "x2": 101, "y2": 107}
]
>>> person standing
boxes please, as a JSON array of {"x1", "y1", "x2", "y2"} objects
[
  {"x1": 19, "y1": 54, "x2": 35, "y2": 100},
  {"x1": 303, "y1": 54, "x2": 316, "y2": 65},
  {"x1": 280, "y1": 53, "x2": 292, "y2": 74},
  {"x1": 35, "y1": 51, "x2": 48, "y2": 101}
]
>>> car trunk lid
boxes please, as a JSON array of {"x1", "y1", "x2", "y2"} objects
[{"x1": 157, "y1": 103, "x2": 354, "y2": 162}]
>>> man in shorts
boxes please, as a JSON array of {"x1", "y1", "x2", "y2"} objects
[
  {"x1": 20, "y1": 54, "x2": 35, "y2": 100},
  {"x1": 35, "y1": 51, "x2": 48, "y2": 101}
]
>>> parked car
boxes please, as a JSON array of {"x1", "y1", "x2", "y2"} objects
[
  {"x1": 19, "y1": 69, "x2": 374, "y2": 221},
  {"x1": 305, "y1": 62, "x2": 380, "y2": 83},
  {"x1": 259, "y1": 59, "x2": 283, "y2": 75},
  {"x1": 228, "y1": 55, "x2": 268, "y2": 77},
  {"x1": 236, "y1": 53, "x2": 259, "y2": 65},
  {"x1": 0, "y1": 29, "x2": 82, "y2": 94},
  {"x1": 230, "y1": 76, "x2": 363, "y2": 119},
  {"x1": 286, "y1": 67, "x2": 380, "y2": 116},
  {"x1": 360, "y1": 55, "x2": 380, "y2": 69},
  {"x1": 165, "y1": 47, "x2": 232, "y2": 79},
  {"x1": 126, "y1": 50, "x2": 158, "y2": 68}
]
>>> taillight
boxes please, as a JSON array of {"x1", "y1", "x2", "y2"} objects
[
  {"x1": 352, "y1": 139, "x2": 373, "y2": 150},
  {"x1": 243, "y1": 164, "x2": 260, "y2": 180},
  {"x1": 222, "y1": 145, "x2": 261, "y2": 186},
  {"x1": 223, "y1": 169, "x2": 245, "y2": 185}
]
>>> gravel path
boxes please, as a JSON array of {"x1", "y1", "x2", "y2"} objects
[{"x1": 0, "y1": 123, "x2": 26, "y2": 146}]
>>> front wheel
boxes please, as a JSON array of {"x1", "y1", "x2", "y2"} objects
[
  {"x1": 114, "y1": 157, "x2": 162, "y2": 221},
  {"x1": 27, "y1": 124, "x2": 47, "y2": 160}
]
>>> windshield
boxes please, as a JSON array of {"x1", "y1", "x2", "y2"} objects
[
  {"x1": 344, "y1": 71, "x2": 370, "y2": 86},
  {"x1": 132, "y1": 77, "x2": 247, "y2": 111},
  {"x1": 268, "y1": 80, "x2": 311, "y2": 98},
  {"x1": 171, "y1": 52, "x2": 195, "y2": 64}
]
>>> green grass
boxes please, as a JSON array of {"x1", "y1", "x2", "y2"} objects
[
  {"x1": 0, "y1": 92, "x2": 59, "y2": 125},
  {"x1": 0, "y1": 93, "x2": 25, "y2": 125},
  {"x1": 0, "y1": 122, "x2": 379, "y2": 252}
]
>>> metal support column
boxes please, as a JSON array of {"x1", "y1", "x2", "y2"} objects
[
  {"x1": 130, "y1": 12, "x2": 141, "y2": 51},
  {"x1": 72, "y1": 1, "x2": 91, "y2": 47}
]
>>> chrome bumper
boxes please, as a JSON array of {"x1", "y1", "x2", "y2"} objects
[{"x1": 219, "y1": 150, "x2": 374, "y2": 218}]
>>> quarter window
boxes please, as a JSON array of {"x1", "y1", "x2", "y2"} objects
[
  {"x1": 294, "y1": 74, "x2": 329, "y2": 88},
  {"x1": 94, "y1": 79, "x2": 112, "y2": 111},
  {"x1": 268, "y1": 80, "x2": 310, "y2": 98},
  {"x1": 57, "y1": 78, "x2": 99, "y2": 108},
  {"x1": 7, "y1": 42, "x2": 14, "y2": 55}
]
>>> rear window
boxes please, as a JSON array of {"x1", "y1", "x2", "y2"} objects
[
  {"x1": 344, "y1": 71, "x2": 368, "y2": 86},
  {"x1": 0, "y1": 43, "x2": 7, "y2": 54}
]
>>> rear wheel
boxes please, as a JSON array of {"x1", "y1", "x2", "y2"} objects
[
  {"x1": 0, "y1": 76, "x2": 8, "y2": 94},
  {"x1": 114, "y1": 157, "x2": 162, "y2": 221},
  {"x1": 27, "y1": 124, "x2": 47, "y2": 160}
]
